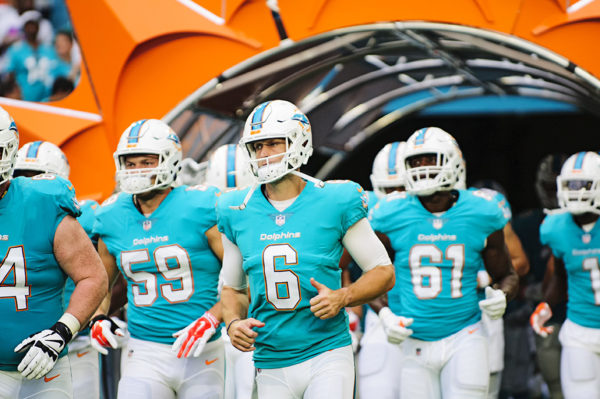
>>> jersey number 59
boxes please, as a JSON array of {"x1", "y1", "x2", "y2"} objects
[{"x1": 120, "y1": 244, "x2": 194, "y2": 306}]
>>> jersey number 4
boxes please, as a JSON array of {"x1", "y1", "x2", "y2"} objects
[
  {"x1": 409, "y1": 244, "x2": 465, "y2": 299},
  {"x1": 121, "y1": 244, "x2": 193, "y2": 306},
  {"x1": 0, "y1": 246, "x2": 30, "y2": 311}
]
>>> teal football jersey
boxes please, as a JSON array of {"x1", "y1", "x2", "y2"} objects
[
  {"x1": 217, "y1": 180, "x2": 368, "y2": 369},
  {"x1": 467, "y1": 187, "x2": 512, "y2": 300},
  {"x1": 468, "y1": 187, "x2": 512, "y2": 221},
  {"x1": 93, "y1": 186, "x2": 222, "y2": 344},
  {"x1": 540, "y1": 212, "x2": 600, "y2": 328},
  {"x1": 0, "y1": 176, "x2": 81, "y2": 371},
  {"x1": 366, "y1": 190, "x2": 379, "y2": 210},
  {"x1": 369, "y1": 189, "x2": 508, "y2": 341},
  {"x1": 63, "y1": 199, "x2": 99, "y2": 334}
]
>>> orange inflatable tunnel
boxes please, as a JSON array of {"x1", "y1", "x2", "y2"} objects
[{"x1": 0, "y1": 0, "x2": 599, "y2": 200}]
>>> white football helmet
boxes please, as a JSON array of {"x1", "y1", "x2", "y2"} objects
[
  {"x1": 205, "y1": 144, "x2": 254, "y2": 190},
  {"x1": 239, "y1": 100, "x2": 313, "y2": 184},
  {"x1": 14, "y1": 141, "x2": 70, "y2": 179},
  {"x1": 454, "y1": 157, "x2": 467, "y2": 190},
  {"x1": 114, "y1": 119, "x2": 182, "y2": 194},
  {"x1": 557, "y1": 151, "x2": 600, "y2": 215},
  {"x1": 0, "y1": 106, "x2": 19, "y2": 185},
  {"x1": 370, "y1": 141, "x2": 407, "y2": 198},
  {"x1": 403, "y1": 127, "x2": 463, "y2": 196}
]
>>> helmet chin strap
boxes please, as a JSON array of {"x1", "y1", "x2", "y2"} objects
[
  {"x1": 229, "y1": 170, "x2": 324, "y2": 210},
  {"x1": 291, "y1": 170, "x2": 324, "y2": 188}
]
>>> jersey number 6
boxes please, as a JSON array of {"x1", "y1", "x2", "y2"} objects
[{"x1": 263, "y1": 244, "x2": 301, "y2": 311}]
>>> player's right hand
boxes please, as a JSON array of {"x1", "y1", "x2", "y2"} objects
[
  {"x1": 90, "y1": 315, "x2": 127, "y2": 355},
  {"x1": 14, "y1": 321, "x2": 73, "y2": 379},
  {"x1": 530, "y1": 302, "x2": 554, "y2": 338},
  {"x1": 379, "y1": 307, "x2": 413, "y2": 345},
  {"x1": 226, "y1": 318, "x2": 265, "y2": 352},
  {"x1": 172, "y1": 311, "x2": 219, "y2": 358}
]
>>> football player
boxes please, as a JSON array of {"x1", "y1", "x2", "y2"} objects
[
  {"x1": 465, "y1": 179, "x2": 529, "y2": 399},
  {"x1": 204, "y1": 143, "x2": 255, "y2": 399},
  {"x1": 90, "y1": 119, "x2": 225, "y2": 398},
  {"x1": 514, "y1": 153, "x2": 569, "y2": 399},
  {"x1": 14, "y1": 140, "x2": 102, "y2": 399},
  {"x1": 217, "y1": 100, "x2": 395, "y2": 398},
  {"x1": 0, "y1": 107, "x2": 107, "y2": 397},
  {"x1": 13, "y1": 141, "x2": 70, "y2": 179},
  {"x1": 369, "y1": 127, "x2": 518, "y2": 399},
  {"x1": 355, "y1": 141, "x2": 408, "y2": 398},
  {"x1": 530, "y1": 151, "x2": 600, "y2": 398},
  {"x1": 204, "y1": 143, "x2": 254, "y2": 192}
]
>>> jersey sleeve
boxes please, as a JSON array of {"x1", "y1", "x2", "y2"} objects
[
  {"x1": 468, "y1": 188, "x2": 510, "y2": 231},
  {"x1": 368, "y1": 192, "x2": 406, "y2": 233},
  {"x1": 216, "y1": 191, "x2": 237, "y2": 244},
  {"x1": 78, "y1": 199, "x2": 99, "y2": 243},
  {"x1": 368, "y1": 201, "x2": 384, "y2": 232},
  {"x1": 184, "y1": 185, "x2": 220, "y2": 233},
  {"x1": 28, "y1": 175, "x2": 82, "y2": 233},
  {"x1": 539, "y1": 215, "x2": 564, "y2": 259},
  {"x1": 476, "y1": 194, "x2": 509, "y2": 234},
  {"x1": 337, "y1": 181, "x2": 368, "y2": 234},
  {"x1": 92, "y1": 193, "x2": 120, "y2": 240}
]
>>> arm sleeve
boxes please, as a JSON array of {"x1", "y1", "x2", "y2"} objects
[
  {"x1": 221, "y1": 233, "x2": 247, "y2": 290},
  {"x1": 342, "y1": 217, "x2": 392, "y2": 272}
]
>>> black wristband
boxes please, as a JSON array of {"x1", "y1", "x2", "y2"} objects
[
  {"x1": 226, "y1": 318, "x2": 241, "y2": 335},
  {"x1": 52, "y1": 321, "x2": 74, "y2": 343},
  {"x1": 89, "y1": 314, "x2": 109, "y2": 329}
]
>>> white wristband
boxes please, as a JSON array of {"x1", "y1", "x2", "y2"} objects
[{"x1": 59, "y1": 313, "x2": 81, "y2": 335}]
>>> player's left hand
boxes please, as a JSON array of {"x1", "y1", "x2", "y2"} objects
[
  {"x1": 478, "y1": 286, "x2": 507, "y2": 320},
  {"x1": 172, "y1": 311, "x2": 219, "y2": 358},
  {"x1": 309, "y1": 278, "x2": 346, "y2": 319},
  {"x1": 14, "y1": 321, "x2": 73, "y2": 379}
]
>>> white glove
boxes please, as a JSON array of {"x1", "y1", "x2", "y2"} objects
[
  {"x1": 530, "y1": 302, "x2": 554, "y2": 338},
  {"x1": 478, "y1": 286, "x2": 507, "y2": 320},
  {"x1": 172, "y1": 311, "x2": 219, "y2": 358},
  {"x1": 90, "y1": 315, "x2": 127, "y2": 355},
  {"x1": 14, "y1": 321, "x2": 73, "y2": 379},
  {"x1": 378, "y1": 307, "x2": 413, "y2": 344}
]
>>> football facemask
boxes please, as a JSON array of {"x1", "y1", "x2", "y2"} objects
[{"x1": 114, "y1": 119, "x2": 182, "y2": 194}]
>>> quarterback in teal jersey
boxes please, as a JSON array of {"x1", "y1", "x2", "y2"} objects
[
  {"x1": 0, "y1": 107, "x2": 107, "y2": 397},
  {"x1": 14, "y1": 140, "x2": 103, "y2": 399},
  {"x1": 531, "y1": 151, "x2": 600, "y2": 398},
  {"x1": 218, "y1": 100, "x2": 395, "y2": 399},
  {"x1": 91, "y1": 119, "x2": 226, "y2": 398},
  {"x1": 369, "y1": 127, "x2": 518, "y2": 399}
]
